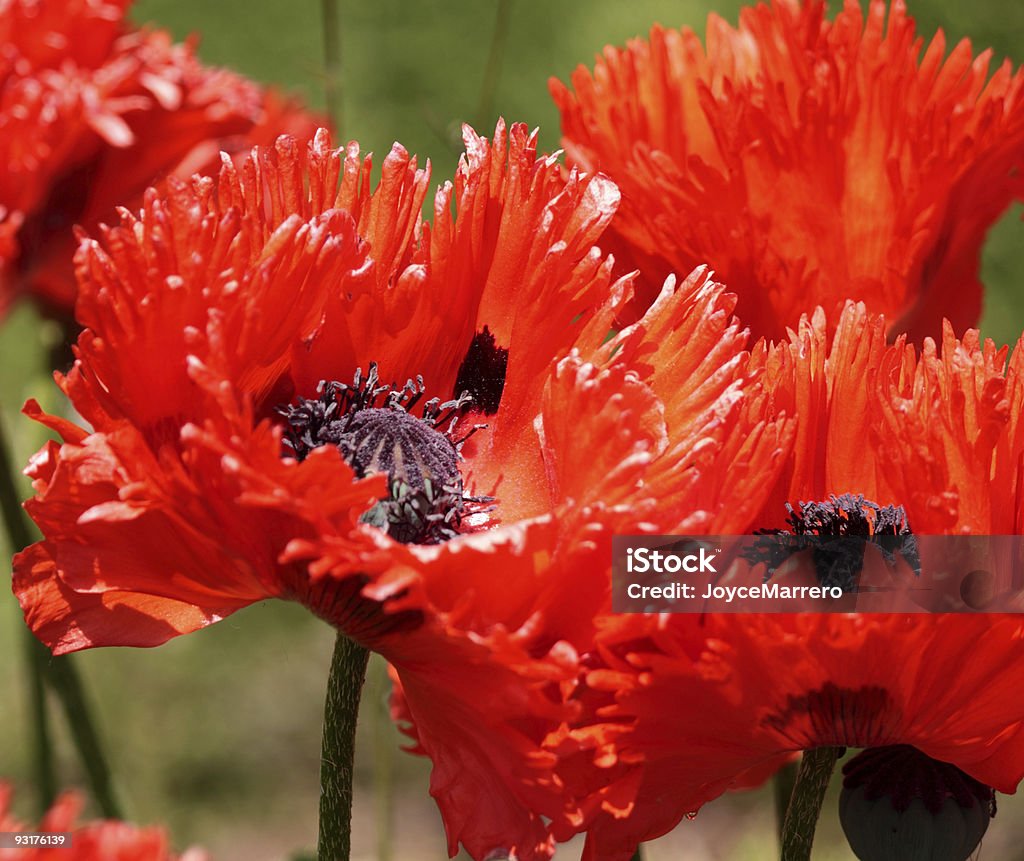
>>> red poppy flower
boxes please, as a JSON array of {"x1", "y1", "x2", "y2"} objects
[
  {"x1": 0, "y1": 782, "x2": 206, "y2": 860},
  {"x1": 12, "y1": 123, "x2": 792, "y2": 858},
  {"x1": 550, "y1": 0, "x2": 1024, "y2": 340},
  {"x1": 561, "y1": 612, "x2": 1024, "y2": 861},
  {"x1": 753, "y1": 301, "x2": 1024, "y2": 534},
  {"x1": 547, "y1": 306, "x2": 1024, "y2": 860},
  {"x1": 0, "y1": 0, "x2": 318, "y2": 317}
]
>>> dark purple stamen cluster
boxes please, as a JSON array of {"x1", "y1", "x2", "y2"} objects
[
  {"x1": 744, "y1": 493, "x2": 920, "y2": 591},
  {"x1": 279, "y1": 363, "x2": 490, "y2": 545},
  {"x1": 281, "y1": 364, "x2": 483, "y2": 461},
  {"x1": 362, "y1": 475, "x2": 491, "y2": 546}
]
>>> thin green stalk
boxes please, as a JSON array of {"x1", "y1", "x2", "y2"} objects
[
  {"x1": 0, "y1": 418, "x2": 35, "y2": 552},
  {"x1": 629, "y1": 848, "x2": 643, "y2": 861},
  {"x1": 0, "y1": 412, "x2": 55, "y2": 814},
  {"x1": 46, "y1": 657, "x2": 122, "y2": 817},
  {"x1": 317, "y1": 632, "x2": 370, "y2": 861},
  {"x1": 23, "y1": 631, "x2": 56, "y2": 816},
  {"x1": 321, "y1": 0, "x2": 343, "y2": 134},
  {"x1": 780, "y1": 747, "x2": 841, "y2": 861},
  {"x1": 0, "y1": 412, "x2": 122, "y2": 818},
  {"x1": 419, "y1": 106, "x2": 464, "y2": 155},
  {"x1": 477, "y1": 0, "x2": 513, "y2": 127}
]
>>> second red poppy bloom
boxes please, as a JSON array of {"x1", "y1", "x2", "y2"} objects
[{"x1": 551, "y1": 0, "x2": 1024, "y2": 339}]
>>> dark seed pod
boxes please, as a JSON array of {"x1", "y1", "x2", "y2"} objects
[
  {"x1": 839, "y1": 746, "x2": 995, "y2": 861},
  {"x1": 279, "y1": 366, "x2": 492, "y2": 545}
]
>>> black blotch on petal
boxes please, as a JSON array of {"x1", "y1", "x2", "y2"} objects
[{"x1": 454, "y1": 326, "x2": 508, "y2": 415}]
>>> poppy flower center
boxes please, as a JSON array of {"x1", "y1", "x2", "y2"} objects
[
  {"x1": 774, "y1": 494, "x2": 914, "y2": 540},
  {"x1": 328, "y1": 408, "x2": 461, "y2": 490},
  {"x1": 279, "y1": 363, "x2": 488, "y2": 545},
  {"x1": 746, "y1": 493, "x2": 920, "y2": 591}
]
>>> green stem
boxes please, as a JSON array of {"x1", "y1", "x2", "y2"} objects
[
  {"x1": 47, "y1": 658, "x2": 123, "y2": 818},
  {"x1": 23, "y1": 631, "x2": 56, "y2": 816},
  {"x1": 0, "y1": 413, "x2": 55, "y2": 814},
  {"x1": 317, "y1": 632, "x2": 370, "y2": 861},
  {"x1": 476, "y1": 0, "x2": 513, "y2": 128},
  {"x1": 0, "y1": 412, "x2": 122, "y2": 818},
  {"x1": 780, "y1": 747, "x2": 841, "y2": 861},
  {"x1": 0, "y1": 417, "x2": 33, "y2": 551},
  {"x1": 629, "y1": 848, "x2": 643, "y2": 861},
  {"x1": 320, "y1": 0, "x2": 343, "y2": 134}
]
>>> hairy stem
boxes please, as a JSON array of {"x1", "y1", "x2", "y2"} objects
[
  {"x1": 317, "y1": 632, "x2": 370, "y2": 861},
  {"x1": 780, "y1": 747, "x2": 841, "y2": 861}
]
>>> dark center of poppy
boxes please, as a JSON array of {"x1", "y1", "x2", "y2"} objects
[
  {"x1": 745, "y1": 493, "x2": 920, "y2": 591},
  {"x1": 279, "y1": 363, "x2": 489, "y2": 545},
  {"x1": 322, "y1": 407, "x2": 461, "y2": 491},
  {"x1": 780, "y1": 494, "x2": 913, "y2": 539}
]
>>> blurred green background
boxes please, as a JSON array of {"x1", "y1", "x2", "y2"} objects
[{"x1": 1, "y1": 1, "x2": 1023, "y2": 858}]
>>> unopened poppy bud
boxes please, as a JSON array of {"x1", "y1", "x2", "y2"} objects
[{"x1": 839, "y1": 746, "x2": 995, "y2": 861}]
